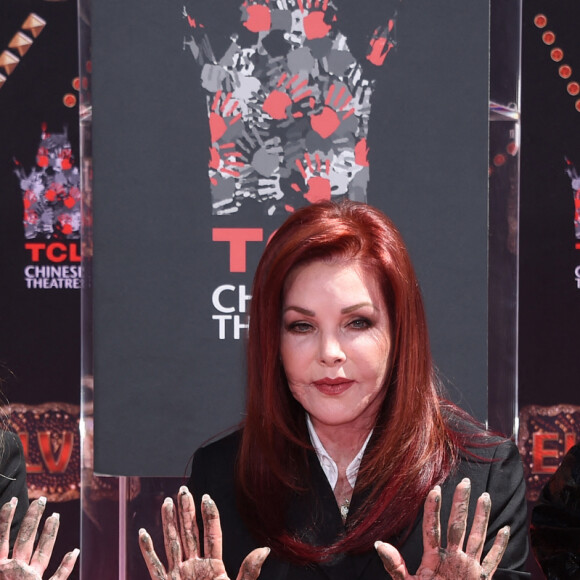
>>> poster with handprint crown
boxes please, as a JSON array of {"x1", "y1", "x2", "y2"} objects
[
  {"x1": 91, "y1": 0, "x2": 490, "y2": 476},
  {"x1": 182, "y1": 0, "x2": 395, "y2": 215}
]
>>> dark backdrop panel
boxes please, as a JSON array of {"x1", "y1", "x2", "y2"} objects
[
  {"x1": 0, "y1": 1, "x2": 81, "y2": 576},
  {"x1": 519, "y1": 1, "x2": 580, "y2": 410},
  {"x1": 519, "y1": 4, "x2": 580, "y2": 576},
  {"x1": 92, "y1": 0, "x2": 490, "y2": 476}
]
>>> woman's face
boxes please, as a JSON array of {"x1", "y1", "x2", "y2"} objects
[{"x1": 280, "y1": 259, "x2": 393, "y2": 434}]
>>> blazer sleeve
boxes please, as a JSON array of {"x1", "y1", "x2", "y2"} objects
[
  {"x1": 0, "y1": 431, "x2": 29, "y2": 550},
  {"x1": 484, "y1": 440, "x2": 530, "y2": 578}
]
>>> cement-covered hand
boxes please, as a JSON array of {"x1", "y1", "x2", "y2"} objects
[
  {"x1": 0, "y1": 497, "x2": 79, "y2": 580},
  {"x1": 375, "y1": 478, "x2": 510, "y2": 580},
  {"x1": 140, "y1": 486, "x2": 269, "y2": 580}
]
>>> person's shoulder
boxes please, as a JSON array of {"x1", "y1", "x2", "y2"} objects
[
  {"x1": 0, "y1": 429, "x2": 25, "y2": 472},
  {"x1": 442, "y1": 404, "x2": 517, "y2": 460},
  {"x1": 194, "y1": 428, "x2": 242, "y2": 467},
  {"x1": 463, "y1": 430, "x2": 519, "y2": 463},
  {"x1": 190, "y1": 428, "x2": 242, "y2": 495}
]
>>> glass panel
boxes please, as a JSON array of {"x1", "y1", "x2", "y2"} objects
[
  {"x1": 79, "y1": 0, "x2": 524, "y2": 575},
  {"x1": 488, "y1": 0, "x2": 522, "y2": 438}
]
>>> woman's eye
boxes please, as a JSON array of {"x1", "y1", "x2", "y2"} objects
[
  {"x1": 348, "y1": 318, "x2": 371, "y2": 330},
  {"x1": 287, "y1": 321, "x2": 313, "y2": 333}
]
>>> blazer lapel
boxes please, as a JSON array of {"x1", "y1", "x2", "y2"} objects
[
  {"x1": 285, "y1": 452, "x2": 379, "y2": 580},
  {"x1": 286, "y1": 450, "x2": 344, "y2": 546}
]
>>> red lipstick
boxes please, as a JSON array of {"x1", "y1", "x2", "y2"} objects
[{"x1": 312, "y1": 377, "x2": 354, "y2": 395}]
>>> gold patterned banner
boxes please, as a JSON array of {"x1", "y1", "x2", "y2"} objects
[
  {"x1": 6, "y1": 402, "x2": 80, "y2": 502},
  {"x1": 518, "y1": 404, "x2": 580, "y2": 501}
]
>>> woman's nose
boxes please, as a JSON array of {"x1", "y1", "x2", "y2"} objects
[{"x1": 318, "y1": 333, "x2": 346, "y2": 366}]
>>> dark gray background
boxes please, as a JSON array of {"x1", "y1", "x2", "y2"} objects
[{"x1": 91, "y1": 0, "x2": 489, "y2": 476}]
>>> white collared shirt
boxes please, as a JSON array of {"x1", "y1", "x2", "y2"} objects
[{"x1": 306, "y1": 414, "x2": 373, "y2": 490}]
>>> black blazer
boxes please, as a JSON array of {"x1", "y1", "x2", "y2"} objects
[{"x1": 190, "y1": 430, "x2": 530, "y2": 580}]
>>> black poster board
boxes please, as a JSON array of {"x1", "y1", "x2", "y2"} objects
[{"x1": 91, "y1": 0, "x2": 490, "y2": 476}]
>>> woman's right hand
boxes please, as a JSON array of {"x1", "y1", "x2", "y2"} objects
[
  {"x1": 375, "y1": 478, "x2": 510, "y2": 580},
  {"x1": 139, "y1": 486, "x2": 269, "y2": 580}
]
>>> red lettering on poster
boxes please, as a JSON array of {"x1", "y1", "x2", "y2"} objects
[
  {"x1": 46, "y1": 243, "x2": 68, "y2": 263},
  {"x1": 213, "y1": 228, "x2": 263, "y2": 273},
  {"x1": 25, "y1": 243, "x2": 45, "y2": 261},
  {"x1": 25, "y1": 242, "x2": 81, "y2": 263},
  {"x1": 18, "y1": 432, "x2": 43, "y2": 474},
  {"x1": 532, "y1": 432, "x2": 559, "y2": 474},
  {"x1": 37, "y1": 431, "x2": 74, "y2": 473},
  {"x1": 68, "y1": 243, "x2": 81, "y2": 262}
]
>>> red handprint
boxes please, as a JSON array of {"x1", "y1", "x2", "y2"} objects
[
  {"x1": 57, "y1": 212, "x2": 74, "y2": 235},
  {"x1": 263, "y1": 73, "x2": 314, "y2": 120},
  {"x1": 24, "y1": 210, "x2": 39, "y2": 226},
  {"x1": 45, "y1": 182, "x2": 66, "y2": 203},
  {"x1": 294, "y1": 152, "x2": 332, "y2": 204},
  {"x1": 242, "y1": 0, "x2": 272, "y2": 33},
  {"x1": 310, "y1": 82, "x2": 355, "y2": 139},
  {"x1": 298, "y1": 0, "x2": 333, "y2": 40},
  {"x1": 209, "y1": 142, "x2": 245, "y2": 182},
  {"x1": 209, "y1": 90, "x2": 242, "y2": 143},
  {"x1": 23, "y1": 189, "x2": 38, "y2": 209},
  {"x1": 36, "y1": 146, "x2": 49, "y2": 168},
  {"x1": 367, "y1": 18, "x2": 397, "y2": 66},
  {"x1": 64, "y1": 185, "x2": 81, "y2": 209},
  {"x1": 59, "y1": 146, "x2": 74, "y2": 170}
]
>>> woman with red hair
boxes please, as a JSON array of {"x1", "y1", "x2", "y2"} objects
[{"x1": 140, "y1": 201, "x2": 529, "y2": 579}]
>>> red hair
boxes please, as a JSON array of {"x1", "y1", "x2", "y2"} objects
[{"x1": 237, "y1": 201, "x2": 476, "y2": 561}]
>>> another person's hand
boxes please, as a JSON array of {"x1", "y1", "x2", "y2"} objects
[
  {"x1": 0, "y1": 497, "x2": 79, "y2": 580},
  {"x1": 139, "y1": 486, "x2": 269, "y2": 580},
  {"x1": 375, "y1": 478, "x2": 510, "y2": 580}
]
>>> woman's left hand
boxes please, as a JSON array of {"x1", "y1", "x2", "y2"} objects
[
  {"x1": 375, "y1": 478, "x2": 510, "y2": 579},
  {"x1": 0, "y1": 497, "x2": 79, "y2": 580}
]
